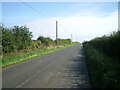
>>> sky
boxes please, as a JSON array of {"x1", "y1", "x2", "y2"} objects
[{"x1": 2, "y1": 2, "x2": 118, "y2": 42}]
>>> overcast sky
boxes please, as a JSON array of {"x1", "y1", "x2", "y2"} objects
[{"x1": 2, "y1": 2, "x2": 118, "y2": 42}]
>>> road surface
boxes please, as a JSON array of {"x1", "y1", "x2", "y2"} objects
[{"x1": 3, "y1": 45, "x2": 90, "y2": 88}]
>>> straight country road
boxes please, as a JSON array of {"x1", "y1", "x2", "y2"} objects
[{"x1": 3, "y1": 45, "x2": 90, "y2": 88}]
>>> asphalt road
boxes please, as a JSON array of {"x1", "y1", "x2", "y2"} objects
[{"x1": 3, "y1": 45, "x2": 90, "y2": 88}]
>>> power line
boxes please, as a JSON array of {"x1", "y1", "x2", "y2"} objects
[
  {"x1": 19, "y1": 0, "x2": 68, "y2": 26},
  {"x1": 19, "y1": 0, "x2": 68, "y2": 29},
  {"x1": 19, "y1": 0, "x2": 56, "y2": 21},
  {"x1": 18, "y1": 0, "x2": 72, "y2": 40}
]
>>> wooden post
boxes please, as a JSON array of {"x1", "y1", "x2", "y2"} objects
[
  {"x1": 56, "y1": 21, "x2": 58, "y2": 45},
  {"x1": 71, "y1": 34, "x2": 72, "y2": 44}
]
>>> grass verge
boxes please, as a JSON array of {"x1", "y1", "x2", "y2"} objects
[
  {"x1": 83, "y1": 43, "x2": 120, "y2": 88},
  {"x1": 2, "y1": 45, "x2": 73, "y2": 68}
]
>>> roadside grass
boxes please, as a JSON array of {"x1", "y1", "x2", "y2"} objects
[
  {"x1": 2, "y1": 45, "x2": 73, "y2": 68},
  {"x1": 83, "y1": 43, "x2": 120, "y2": 88}
]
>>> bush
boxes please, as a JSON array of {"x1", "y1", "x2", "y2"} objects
[
  {"x1": 54, "y1": 38, "x2": 71, "y2": 45},
  {"x1": 2, "y1": 27, "x2": 15, "y2": 52},
  {"x1": 83, "y1": 31, "x2": 120, "y2": 88},
  {"x1": 37, "y1": 36, "x2": 53, "y2": 46},
  {"x1": 2, "y1": 26, "x2": 33, "y2": 53},
  {"x1": 89, "y1": 31, "x2": 120, "y2": 59},
  {"x1": 83, "y1": 43, "x2": 120, "y2": 88}
]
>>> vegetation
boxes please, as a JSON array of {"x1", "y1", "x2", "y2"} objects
[
  {"x1": 55, "y1": 38, "x2": 71, "y2": 45},
  {"x1": 37, "y1": 36, "x2": 54, "y2": 46},
  {"x1": 2, "y1": 26, "x2": 32, "y2": 53},
  {"x1": 2, "y1": 45, "x2": 72, "y2": 67},
  {"x1": 1, "y1": 25, "x2": 79, "y2": 67},
  {"x1": 89, "y1": 31, "x2": 120, "y2": 60},
  {"x1": 83, "y1": 31, "x2": 120, "y2": 88}
]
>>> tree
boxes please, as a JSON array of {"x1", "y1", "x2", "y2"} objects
[
  {"x1": 12, "y1": 26, "x2": 33, "y2": 50},
  {"x1": 2, "y1": 27, "x2": 15, "y2": 52},
  {"x1": 2, "y1": 26, "x2": 33, "y2": 53}
]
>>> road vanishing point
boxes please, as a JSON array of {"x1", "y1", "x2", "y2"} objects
[{"x1": 3, "y1": 45, "x2": 90, "y2": 88}]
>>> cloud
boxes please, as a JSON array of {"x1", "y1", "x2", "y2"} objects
[{"x1": 20, "y1": 10, "x2": 118, "y2": 43}]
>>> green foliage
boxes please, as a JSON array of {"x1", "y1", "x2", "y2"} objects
[
  {"x1": 12, "y1": 26, "x2": 33, "y2": 50},
  {"x1": 89, "y1": 31, "x2": 120, "y2": 59},
  {"x1": 0, "y1": 26, "x2": 2, "y2": 53},
  {"x1": 2, "y1": 27, "x2": 15, "y2": 52},
  {"x1": 2, "y1": 45, "x2": 71, "y2": 67},
  {"x1": 37, "y1": 36, "x2": 53, "y2": 46},
  {"x1": 2, "y1": 25, "x2": 77, "y2": 54},
  {"x1": 54, "y1": 38, "x2": 71, "y2": 45},
  {"x1": 83, "y1": 44, "x2": 120, "y2": 88},
  {"x1": 2, "y1": 26, "x2": 33, "y2": 53},
  {"x1": 72, "y1": 41, "x2": 80, "y2": 45},
  {"x1": 1, "y1": 25, "x2": 78, "y2": 67},
  {"x1": 37, "y1": 36, "x2": 74, "y2": 46},
  {"x1": 83, "y1": 31, "x2": 120, "y2": 88}
]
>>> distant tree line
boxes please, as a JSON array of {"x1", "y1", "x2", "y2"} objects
[{"x1": 1, "y1": 25, "x2": 75, "y2": 53}]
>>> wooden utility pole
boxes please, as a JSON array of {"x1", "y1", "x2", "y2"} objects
[
  {"x1": 71, "y1": 34, "x2": 72, "y2": 44},
  {"x1": 56, "y1": 21, "x2": 58, "y2": 45}
]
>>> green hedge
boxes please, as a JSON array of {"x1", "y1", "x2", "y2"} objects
[
  {"x1": 1, "y1": 25, "x2": 76, "y2": 53},
  {"x1": 83, "y1": 43, "x2": 120, "y2": 88},
  {"x1": 89, "y1": 31, "x2": 120, "y2": 60}
]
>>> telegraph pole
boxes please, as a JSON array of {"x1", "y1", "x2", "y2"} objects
[
  {"x1": 71, "y1": 34, "x2": 72, "y2": 44},
  {"x1": 56, "y1": 21, "x2": 58, "y2": 45}
]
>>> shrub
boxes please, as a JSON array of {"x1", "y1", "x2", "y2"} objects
[{"x1": 2, "y1": 26, "x2": 33, "y2": 53}]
